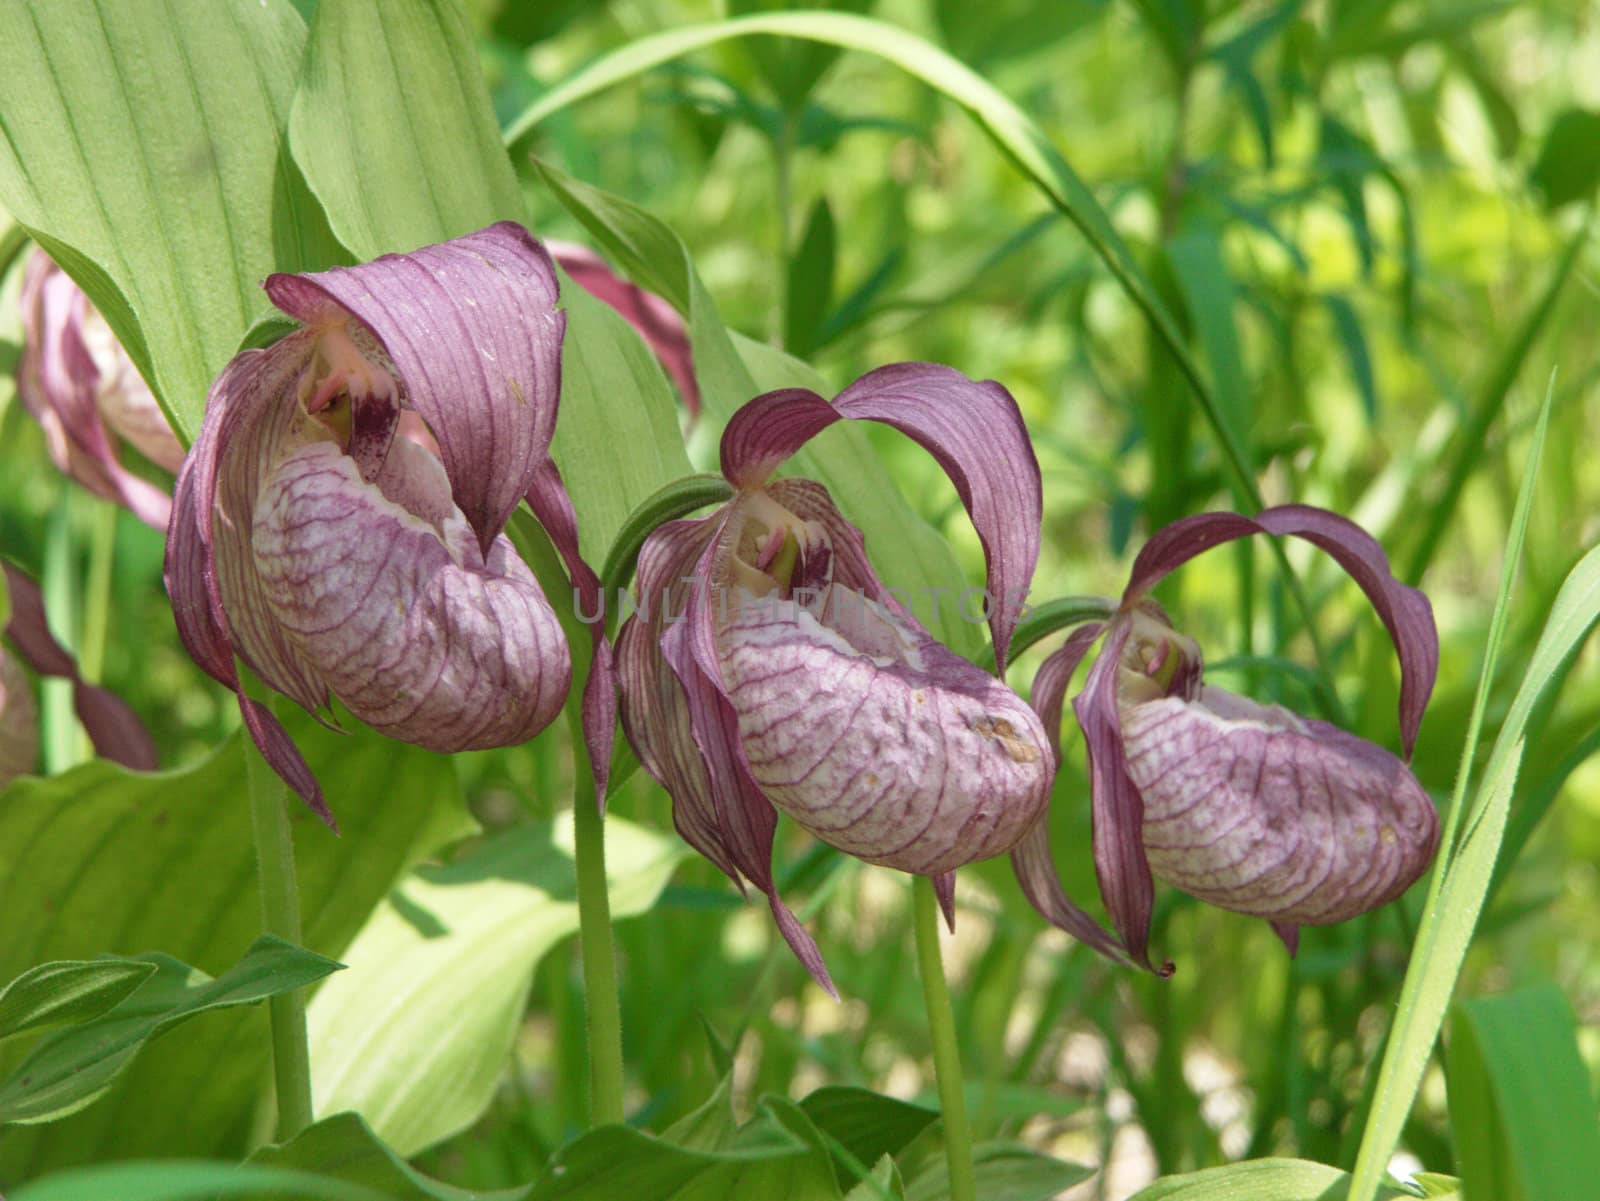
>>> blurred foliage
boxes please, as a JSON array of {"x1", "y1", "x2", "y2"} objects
[{"x1": 3, "y1": 0, "x2": 1600, "y2": 1198}]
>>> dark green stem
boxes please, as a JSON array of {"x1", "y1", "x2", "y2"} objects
[{"x1": 913, "y1": 876, "x2": 976, "y2": 1201}]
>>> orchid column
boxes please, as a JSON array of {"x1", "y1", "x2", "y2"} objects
[{"x1": 165, "y1": 224, "x2": 604, "y2": 1137}]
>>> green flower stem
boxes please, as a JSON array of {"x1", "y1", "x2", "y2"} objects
[
  {"x1": 912, "y1": 875, "x2": 976, "y2": 1201},
  {"x1": 570, "y1": 708, "x2": 625, "y2": 1126},
  {"x1": 241, "y1": 674, "x2": 314, "y2": 1141}
]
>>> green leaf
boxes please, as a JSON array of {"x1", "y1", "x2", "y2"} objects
[
  {"x1": 1448, "y1": 985, "x2": 1600, "y2": 1201},
  {"x1": 1348, "y1": 384, "x2": 1600, "y2": 1201},
  {"x1": 1127, "y1": 1158, "x2": 1414, "y2": 1200},
  {"x1": 0, "y1": 959, "x2": 156, "y2": 1045},
  {"x1": 904, "y1": 1143, "x2": 1094, "y2": 1201},
  {"x1": 844, "y1": 1155, "x2": 905, "y2": 1201},
  {"x1": 1528, "y1": 108, "x2": 1600, "y2": 211},
  {"x1": 0, "y1": 711, "x2": 474, "y2": 1175},
  {"x1": 1413, "y1": 1173, "x2": 1462, "y2": 1199},
  {"x1": 9, "y1": 1160, "x2": 397, "y2": 1201},
  {"x1": 306, "y1": 817, "x2": 685, "y2": 1156},
  {"x1": 251, "y1": 1111, "x2": 520, "y2": 1201},
  {"x1": 1167, "y1": 225, "x2": 1250, "y2": 453},
  {"x1": 0, "y1": 0, "x2": 341, "y2": 443},
  {"x1": 0, "y1": 936, "x2": 341, "y2": 1125},
  {"x1": 785, "y1": 197, "x2": 837, "y2": 359},
  {"x1": 1323, "y1": 294, "x2": 1379, "y2": 423},
  {"x1": 289, "y1": 0, "x2": 526, "y2": 259},
  {"x1": 522, "y1": 1108, "x2": 840, "y2": 1200},
  {"x1": 549, "y1": 283, "x2": 697, "y2": 564},
  {"x1": 504, "y1": 13, "x2": 1259, "y2": 510},
  {"x1": 533, "y1": 159, "x2": 979, "y2": 653},
  {"x1": 798, "y1": 1087, "x2": 937, "y2": 1180}
]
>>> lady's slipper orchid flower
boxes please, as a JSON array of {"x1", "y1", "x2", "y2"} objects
[
  {"x1": 2, "y1": 561, "x2": 157, "y2": 780},
  {"x1": 617, "y1": 364, "x2": 1054, "y2": 994},
  {"x1": 17, "y1": 250, "x2": 185, "y2": 530},
  {"x1": 166, "y1": 224, "x2": 602, "y2": 826},
  {"x1": 1014, "y1": 507, "x2": 1440, "y2": 972}
]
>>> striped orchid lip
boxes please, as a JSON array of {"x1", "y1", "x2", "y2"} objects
[
  {"x1": 16, "y1": 250, "x2": 184, "y2": 531},
  {"x1": 1015, "y1": 507, "x2": 1441, "y2": 974},
  {"x1": 164, "y1": 223, "x2": 609, "y2": 827},
  {"x1": 617, "y1": 364, "x2": 1053, "y2": 995}
]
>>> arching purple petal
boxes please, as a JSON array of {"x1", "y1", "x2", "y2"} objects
[
  {"x1": 2, "y1": 562, "x2": 156, "y2": 772},
  {"x1": 833, "y1": 364, "x2": 1041, "y2": 671},
  {"x1": 719, "y1": 366, "x2": 1041, "y2": 668},
  {"x1": 1071, "y1": 621, "x2": 1170, "y2": 975},
  {"x1": 1029, "y1": 622, "x2": 1106, "y2": 765},
  {"x1": 1123, "y1": 507, "x2": 1437, "y2": 757},
  {"x1": 719, "y1": 389, "x2": 841, "y2": 490},
  {"x1": 1253, "y1": 506, "x2": 1437, "y2": 756},
  {"x1": 1121, "y1": 687, "x2": 1439, "y2": 926},
  {"x1": 526, "y1": 457, "x2": 614, "y2": 803},
  {"x1": 548, "y1": 240, "x2": 699, "y2": 420},
  {"x1": 265, "y1": 222, "x2": 564, "y2": 552}
]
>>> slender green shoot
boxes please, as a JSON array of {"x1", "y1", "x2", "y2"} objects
[{"x1": 913, "y1": 875, "x2": 976, "y2": 1201}]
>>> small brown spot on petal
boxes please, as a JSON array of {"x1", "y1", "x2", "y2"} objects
[
  {"x1": 1379, "y1": 825, "x2": 1397, "y2": 847},
  {"x1": 974, "y1": 715, "x2": 1041, "y2": 764}
]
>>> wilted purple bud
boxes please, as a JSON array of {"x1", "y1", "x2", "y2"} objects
[
  {"x1": 2, "y1": 561, "x2": 156, "y2": 777},
  {"x1": 1015, "y1": 507, "x2": 1440, "y2": 971},
  {"x1": 618, "y1": 364, "x2": 1053, "y2": 993},
  {"x1": 0, "y1": 648, "x2": 38, "y2": 786},
  {"x1": 165, "y1": 224, "x2": 591, "y2": 825},
  {"x1": 17, "y1": 250, "x2": 184, "y2": 530},
  {"x1": 546, "y1": 241, "x2": 699, "y2": 421}
]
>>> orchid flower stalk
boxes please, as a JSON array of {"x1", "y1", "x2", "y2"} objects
[
  {"x1": 617, "y1": 363, "x2": 1054, "y2": 996},
  {"x1": 165, "y1": 223, "x2": 607, "y2": 827},
  {"x1": 1014, "y1": 506, "x2": 1441, "y2": 972}
]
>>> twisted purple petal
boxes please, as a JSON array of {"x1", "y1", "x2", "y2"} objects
[
  {"x1": 1071, "y1": 621, "x2": 1171, "y2": 975},
  {"x1": 2, "y1": 562, "x2": 156, "y2": 772}
]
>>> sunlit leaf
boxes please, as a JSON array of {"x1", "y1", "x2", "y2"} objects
[
  {"x1": 289, "y1": 0, "x2": 524, "y2": 259},
  {"x1": 306, "y1": 817, "x2": 685, "y2": 1156},
  {"x1": 1127, "y1": 1158, "x2": 1413, "y2": 1200},
  {"x1": 0, "y1": 0, "x2": 341, "y2": 443},
  {"x1": 904, "y1": 1142, "x2": 1093, "y2": 1201}
]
